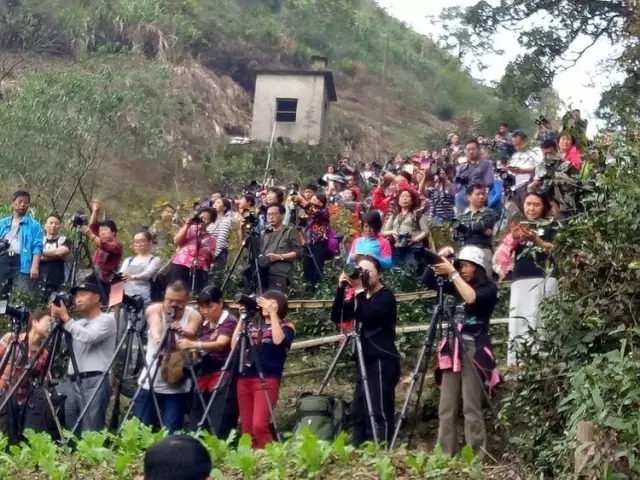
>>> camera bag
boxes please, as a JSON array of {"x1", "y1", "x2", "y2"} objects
[
  {"x1": 0, "y1": 392, "x2": 19, "y2": 444},
  {"x1": 293, "y1": 392, "x2": 349, "y2": 441}
]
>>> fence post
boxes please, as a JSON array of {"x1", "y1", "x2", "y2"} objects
[{"x1": 574, "y1": 420, "x2": 594, "y2": 476}]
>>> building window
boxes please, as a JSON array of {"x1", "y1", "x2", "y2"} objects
[{"x1": 276, "y1": 98, "x2": 298, "y2": 122}]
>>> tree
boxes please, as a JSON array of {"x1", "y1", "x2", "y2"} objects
[{"x1": 440, "y1": 0, "x2": 639, "y2": 124}]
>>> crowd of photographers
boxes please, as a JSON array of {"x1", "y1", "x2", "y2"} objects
[{"x1": 0, "y1": 112, "x2": 588, "y2": 456}]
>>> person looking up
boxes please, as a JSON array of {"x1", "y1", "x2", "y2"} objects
[{"x1": 208, "y1": 198, "x2": 233, "y2": 271}]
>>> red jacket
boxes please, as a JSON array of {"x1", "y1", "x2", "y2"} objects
[{"x1": 371, "y1": 178, "x2": 414, "y2": 213}]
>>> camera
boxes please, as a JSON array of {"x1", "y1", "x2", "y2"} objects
[
  {"x1": 0, "y1": 300, "x2": 30, "y2": 332},
  {"x1": 49, "y1": 290, "x2": 75, "y2": 310},
  {"x1": 395, "y1": 232, "x2": 412, "y2": 248},
  {"x1": 496, "y1": 167, "x2": 516, "y2": 189},
  {"x1": 234, "y1": 293, "x2": 258, "y2": 312},
  {"x1": 0, "y1": 238, "x2": 10, "y2": 256},
  {"x1": 454, "y1": 175, "x2": 470, "y2": 187},
  {"x1": 242, "y1": 210, "x2": 259, "y2": 230},
  {"x1": 342, "y1": 264, "x2": 370, "y2": 287},
  {"x1": 287, "y1": 182, "x2": 299, "y2": 197},
  {"x1": 188, "y1": 214, "x2": 203, "y2": 225},
  {"x1": 450, "y1": 218, "x2": 486, "y2": 243},
  {"x1": 417, "y1": 248, "x2": 454, "y2": 266},
  {"x1": 70, "y1": 210, "x2": 88, "y2": 228},
  {"x1": 535, "y1": 115, "x2": 548, "y2": 126},
  {"x1": 123, "y1": 294, "x2": 145, "y2": 311}
]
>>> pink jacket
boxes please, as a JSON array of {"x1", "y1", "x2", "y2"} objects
[
  {"x1": 171, "y1": 224, "x2": 217, "y2": 271},
  {"x1": 564, "y1": 145, "x2": 582, "y2": 170}
]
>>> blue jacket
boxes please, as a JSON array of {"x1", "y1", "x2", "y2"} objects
[
  {"x1": 488, "y1": 177, "x2": 503, "y2": 213},
  {"x1": 0, "y1": 214, "x2": 44, "y2": 274}
]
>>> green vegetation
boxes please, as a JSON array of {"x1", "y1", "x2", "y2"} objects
[{"x1": 0, "y1": 420, "x2": 492, "y2": 479}]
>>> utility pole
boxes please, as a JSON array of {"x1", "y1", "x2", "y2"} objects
[{"x1": 379, "y1": 33, "x2": 390, "y2": 150}]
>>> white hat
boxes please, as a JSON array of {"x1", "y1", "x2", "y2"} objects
[{"x1": 457, "y1": 246, "x2": 486, "y2": 270}]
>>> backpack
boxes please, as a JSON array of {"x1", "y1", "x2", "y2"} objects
[
  {"x1": 21, "y1": 387, "x2": 66, "y2": 441},
  {"x1": 294, "y1": 393, "x2": 348, "y2": 441}
]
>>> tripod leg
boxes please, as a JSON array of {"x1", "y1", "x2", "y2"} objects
[
  {"x1": 317, "y1": 335, "x2": 350, "y2": 395},
  {"x1": 220, "y1": 240, "x2": 247, "y2": 293},
  {"x1": 390, "y1": 304, "x2": 442, "y2": 449},
  {"x1": 353, "y1": 335, "x2": 379, "y2": 445}
]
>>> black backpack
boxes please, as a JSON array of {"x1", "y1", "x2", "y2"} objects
[
  {"x1": 294, "y1": 393, "x2": 349, "y2": 441},
  {"x1": 0, "y1": 392, "x2": 19, "y2": 444},
  {"x1": 21, "y1": 387, "x2": 66, "y2": 441}
]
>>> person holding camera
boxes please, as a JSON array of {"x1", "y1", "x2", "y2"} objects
[
  {"x1": 503, "y1": 192, "x2": 558, "y2": 367},
  {"x1": 507, "y1": 131, "x2": 544, "y2": 207},
  {"x1": 422, "y1": 246, "x2": 499, "y2": 459},
  {"x1": 168, "y1": 207, "x2": 217, "y2": 294},
  {"x1": 291, "y1": 192, "x2": 331, "y2": 292},
  {"x1": 451, "y1": 184, "x2": 498, "y2": 274},
  {"x1": 136, "y1": 280, "x2": 203, "y2": 432},
  {"x1": 232, "y1": 290, "x2": 295, "y2": 449},
  {"x1": 381, "y1": 189, "x2": 429, "y2": 265},
  {"x1": 177, "y1": 286, "x2": 239, "y2": 436},
  {"x1": 0, "y1": 190, "x2": 44, "y2": 298},
  {"x1": 50, "y1": 277, "x2": 117, "y2": 433},
  {"x1": 535, "y1": 117, "x2": 558, "y2": 144},
  {"x1": 427, "y1": 164, "x2": 456, "y2": 224},
  {"x1": 80, "y1": 200, "x2": 123, "y2": 303},
  {"x1": 119, "y1": 230, "x2": 163, "y2": 305},
  {"x1": 39, "y1": 213, "x2": 71, "y2": 300},
  {"x1": 331, "y1": 255, "x2": 400, "y2": 445},
  {"x1": 259, "y1": 203, "x2": 301, "y2": 294}
]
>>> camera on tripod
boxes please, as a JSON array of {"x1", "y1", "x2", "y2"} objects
[
  {"x1": 234, "y1": 293, "x2": 259, "y2": 313},
  {"x1": 0, "y1": 300, "x2": 29, "y2": 332},
  {"x1": 534, "y1": 115, "x2": 548, "y2": 126},
  {"x1": 70, "y1": 210, "x2": 88, "y2": 228},
  {"x1": 123, "y1": 294, "x2": 145, "y2": 311},
  {"x1": 495, "y1": 167, "x2": 516, "y2": 189},
  {"x1": 450, "y1": 218, "x2": 486, "y2": 242},
  {"x1": 49, "y1": 290, "x2": 75, "y2": 309}
]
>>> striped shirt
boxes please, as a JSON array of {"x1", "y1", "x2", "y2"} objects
[
  {"x1": 427, "y1": 186, "x2": 455, "y2": 221},
  {"x1": 207, "y1": 212, "x2": 233, "y2": 257}
]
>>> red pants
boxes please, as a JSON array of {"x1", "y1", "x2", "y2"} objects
[
  {"x1": 236, "y1": 376, "x2": 281, "y2": 449},
  {"x1": 198, "y1": 371, "x2": 224, "y2": 392}
]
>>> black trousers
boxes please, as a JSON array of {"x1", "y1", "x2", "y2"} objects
[
  {"x1": 303, "y1": 241, "x2": 327, "y2": 291},
  {"x1": 352, "y1": 356, "x2": 400, "y2": 446},
  {"x1": 168, "y1": 263, "x2": 208, "y2": 294},
  {"x1": 0, "y1": 254, "x2": 20, "y2": 299}
]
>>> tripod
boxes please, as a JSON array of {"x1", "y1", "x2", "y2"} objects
[
  {"x1": 0, "y1": 318, "x2": 91, "y2": 439},
  {"x1": 220, "y1": 230, "x2": 263, "y2": 295},
  {"x1": 67, "y1": 229, "x2": 106, "y2": 300},
  {"x1": 318, "y1": 326, "x2": 380, "y2": 445},
  {"x1": 197, "y1": 309, "x2": 280, "y2": 441},
  {"x1": 189, "y1": 222, "x2": 203, "y2": 295},
  {"x1": 390, "y1": 278, "x2": 499, "y2": 450},
  {"x1": 117, "y1": 308, "x2": 207, "y2": 433}
]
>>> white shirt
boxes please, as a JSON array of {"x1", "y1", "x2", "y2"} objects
[{"x1": 508, "y1": 146, "x2": 544, "y2": 188}]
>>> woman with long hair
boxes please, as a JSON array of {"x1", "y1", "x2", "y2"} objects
[
  {"x1": 558, "y1": 131, "x2": 582, "y2": 171},
  {"x1": 423, "y1": 246, "x2": 500, "y2": 459},
  {"x1": 381, "y1": 188, "x2": 429, "y2": 265},
  {"x1": 119, "y1": 230, "x2": 162, "y2": 304},
  {"x1": 294, "y1": 191, "x2": 331, "y2": 292},
  {"x1": 169, "y1": 207, "x2": 217, "y2": 293},
  {"x1": 503, "y1": 192, "x2": 559, "y2": 366},
  {"x1": 207, "y1": 198, "x2": 233, "y2": 271}
]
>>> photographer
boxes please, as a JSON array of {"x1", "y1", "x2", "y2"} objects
[
  {"x1": 232, "y1": 290, "x2": 295, "y2": 449},
  {"x1": 535, "y1": 117, "x2": 558, "y2": 144},
  {"x1": 0, "y1": 190, "x2": 44, "y2": 297},
  {"x1": 422, "y1": 246, "x2": 499, "y2": 459},
  {"x1": 427, "y1": 164, "x2": 456, "y2": 224},
  {"x1": 502, "y1": 192, "x2": 559, "y2": 367},
  {"x1": 207, "y1": 198, "x2": 234, "y2": 270},
  {"x1": 0, "y1": 311, "x2": 52, "y2": 408},
  {"x1": 454, "y1": 139, "x2": 494, "y2": 213},
  {"x1": 177, "y1": 287, "x2": 238, "y2": 437},
  {"x1": 292, "y1": 192, "x2": 331, "y2": 292},
  {"x1": 119, "y1": 230, "x2": 162, "y2": 305},
  {"x1": 40, "y1": 213, "x2": 71, "y2": 299},
  {"x1": 451, "y1": 184, "x2": 498, "y2": 273},
  {"x1": 506, "y1": 131, "x2": 544, "y2": 206},
  {"x1": 259, "y1": 203, "x2": 301, "y2": 294},
  {"x1": 81, "y1": 200, "x2": 123, "y2": 302},
  {"x1": 136, "y1": 280, "x2": 203, "y2": 432},
  {"x1": 51, "y1": 277, "x2": 117, "y2": 433},
  {"x1": 494, "y1": 122, "x2": 515, "y2": 160},
  {"x1": 149, "y1": 203, "x2": 178, "y2": 250},
  {"x1": 331, "y1": 255, "x2": 400, "y2": 445},
  {"x1": 381, "y1": 189, "x2": 429, "y2": 265},
  {"x1": 168, "y1": 207, "x2": 217, "y2": 293}
]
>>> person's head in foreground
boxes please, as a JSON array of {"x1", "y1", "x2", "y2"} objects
[{"x1": 144, "y1": 435, "x2": 212, "y2": 480}]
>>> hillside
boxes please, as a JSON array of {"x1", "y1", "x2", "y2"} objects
[{"x1": 0, "y1": 0, "x2": 530, "y2": 216}]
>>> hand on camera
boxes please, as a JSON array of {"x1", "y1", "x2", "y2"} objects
[
  {"x1": 338, "y1": 272, "x2": 352, "y2": 288},
  {"x1": 177, "y1": 338, "x2": 194, "y2": 351},
  {"x1": 49, "y1": 303, "x2": 70, "y2": 323},
  {"x1": 431, "y1": 257, "x2": 456, "y2": 276},
  {"x1": 438, "y1": 246, "x2": 455, "y2": 258},
  {"x1": 170, "y1": 321, "x2": 184, "y2": 333}
]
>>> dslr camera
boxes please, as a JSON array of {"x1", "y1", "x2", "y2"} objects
[
  {"x1": 0, "y1": 238, "x2": 10, "y2": 256},
  {"x1": 342, "y1": 264, "x2": 370, "y2": 287},
  {"x1": 534, "y1": 115, "x2": 548, "y2": 126},
  {"x1": 394, "y1": 232, "x2": 412, "y2": 249},
  {"x1": 0, "y1": 300, "x2": 29, "y2": 333},
  {"x1": 123, "y1": 294, "x2": 145, "y2": 311},
  {"x1": 188, "y1": 214, "x2": 203, "y2": 225},
  {"x1": 70, "y1": 210, "x2": 88, "y2": 228},
  {"x1": 49, "y1": 290, "x2": 75, "y2": 310},
  {"x1": 495, "y1": 166, "x2": 516, "y2": 190},
  {"x1": 450, "y1": 218, "x2": 487, "y2": 243}
]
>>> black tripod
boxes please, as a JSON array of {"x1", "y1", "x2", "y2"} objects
[
  {"x1": 318, "y1": 325, "x2": 380, "y2": 445},
  {"x1": 189, "y1": 222, "x2": 203, "y2": 295},
  {"x1": 390, "y1": 277, "x2": 499, "y2": 450},
  {"x1": 67, "y1": 229, "x2": 106, "y2": 300},
  {"x1": 117, "y1": 308, "x2": 207, "y2": 433},
  {"x1": 220, "y1": 229, "x2": 263, "y2": 295},
  {"x1": 0, "y1": 318, "x2": 91, "y2": 439},
  {"x1": 197, "y1": 308, "x2": 280, "y2": 441}
]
